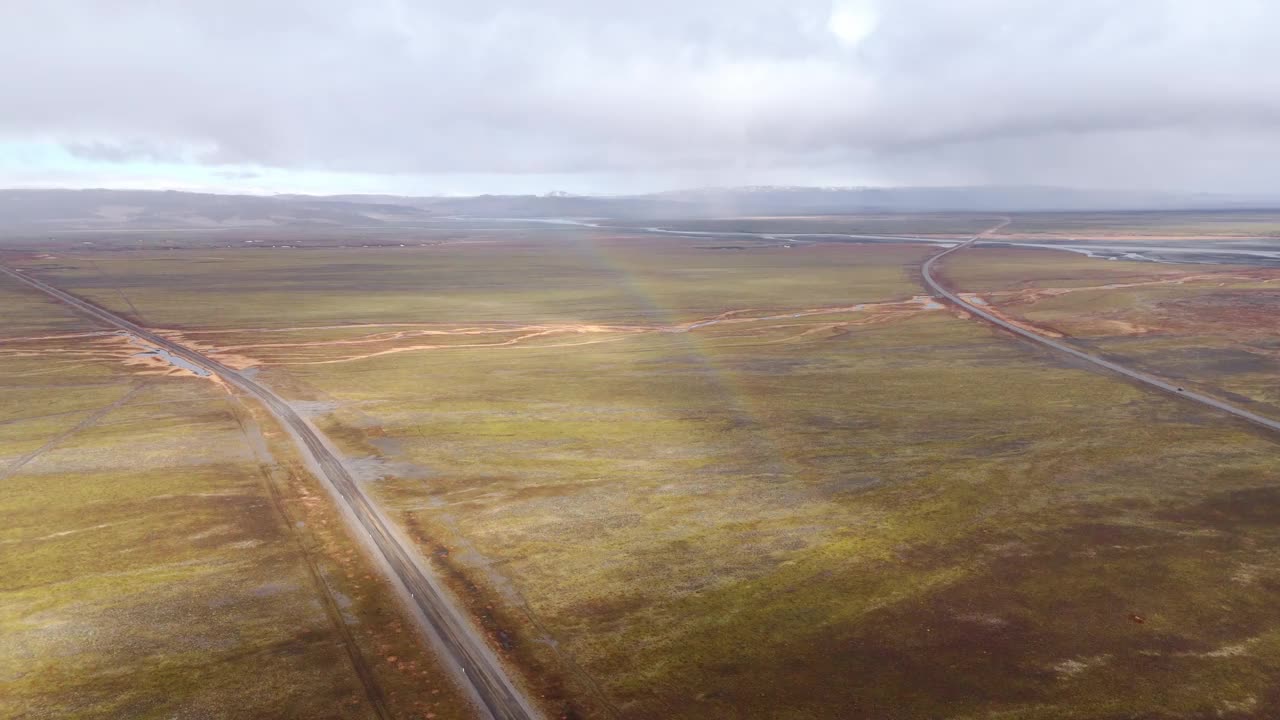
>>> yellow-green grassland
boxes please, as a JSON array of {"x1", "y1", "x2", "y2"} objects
[
  {"x1": 0, "y1": 275, "x2": 473, "y2": 719},
  {"x1": 6, "y1": 225, "x2": 1280, "y2": 719}
]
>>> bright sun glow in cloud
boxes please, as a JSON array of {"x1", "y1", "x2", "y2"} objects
[{"x1": 827, "y1": 0, "x2": 878, "y2": 47}]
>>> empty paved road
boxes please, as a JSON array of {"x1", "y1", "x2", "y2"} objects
[
  {"x1": 921, "y1": 234, "x2": 1280, "y2": 436},
  {"x1": 0, "y1": 263, "x2": 539, "y2": 720}
]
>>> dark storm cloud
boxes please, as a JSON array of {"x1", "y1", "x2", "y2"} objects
[{"x1": 3, "y1": 0, "x2": 1280, "y2": 191}]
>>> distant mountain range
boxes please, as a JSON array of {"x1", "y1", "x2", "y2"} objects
[
  {"x1": 0, "y1": 188, "x2": 433, "y2": 232},
  {"x1": 3, "y1": 185, "x2": 1279, "y2": 232}
]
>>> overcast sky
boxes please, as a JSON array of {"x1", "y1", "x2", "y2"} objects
[{"x1": 3, "y1": 0, "x2": 1279, "y2": 195}]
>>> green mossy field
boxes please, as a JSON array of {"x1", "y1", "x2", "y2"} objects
[
  {"x1": 0, "y1": 276, "x2": 473, "y2": 719},
  {"x1": 8, "y1": 228, "x2": 1280, "y2": 718},
  {"x1": 943, "y1": 246, "x2": 1280, "y2": 420}
]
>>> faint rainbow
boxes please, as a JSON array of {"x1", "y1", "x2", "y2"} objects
[{"x1": 561, "y1": 230, "x2": 806, "y2": 480}]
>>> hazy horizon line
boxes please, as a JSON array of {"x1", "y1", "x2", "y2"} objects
[{"x1": 4, "y1": 183, "x2": 1276, "y2": 201}]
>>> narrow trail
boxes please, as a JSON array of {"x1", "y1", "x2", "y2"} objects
[
  {"x1": 0, "y1": 382, "x2": 150, "y2": 481},
  {"x1": 921, "y1": 223, "x2": 1280, "y2": 436},
  {"x1": 227, "y1": 402, "x2": 392, "y2": 720},
  {"x1": 88, "y1": 259, "x2": 147, "y2": 323}
]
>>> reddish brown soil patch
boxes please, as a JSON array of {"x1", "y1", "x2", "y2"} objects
[{"x1": 1151, "y1": 291, "x2": 1280, "y2": 338}]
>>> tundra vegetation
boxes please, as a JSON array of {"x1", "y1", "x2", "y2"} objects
[
  {"x1": 0, "y1": 277, "x2": 472, "y2": 719},
  {"x1": 5, "y1": 224, "x2": 1280, "y2": 718},
  {"x1": 941, "y1": 247, "x2": 1280, "y2": 419}
]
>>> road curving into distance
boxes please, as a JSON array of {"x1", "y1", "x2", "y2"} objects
[
  {"x1": 921, "y1": 231, "x2": 1280, "y2": 436},
  {"x1": 7, "y1": 221, "x2": 1277, "y2": 717},
  {"x1": 0, "y1": 262, "x2": 539, "y2": 720}
]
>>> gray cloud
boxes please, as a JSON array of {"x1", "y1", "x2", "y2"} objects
[
  {"x1": 63, "y1": 139, "x2": 194, "y2": 164},
  {"x1": 3, "y1": 0, "x2": 1280, "y2": 192}
]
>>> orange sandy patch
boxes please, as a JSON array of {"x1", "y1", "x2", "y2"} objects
[
  {"x1": 963, "y1": 267, "x2": 1280, "y2": 340},
  {"x1": 174, "y1": 298, "x2": 945, "y2": 366},
  {"x1": 0, "y1": 332, "x2": 220, "y2": 380},
  {"x1": 956, "y1": 294, "x2": 1066, "y2": 339},
  {"x1": 152, "y1": 331, "x2": 264, "y2": 371},
  {"x1": 970, "y1": 271, "x2": 1278, "y2": 311},
  {"x1": 1094, "y1": 319, "x2": 1154, "y2": 335}
]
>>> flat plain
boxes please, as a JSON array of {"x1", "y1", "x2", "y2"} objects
[
  {"x1": 6, "y1": 223, "x2": 1280, "y2": 719},
  {"x1": 940, "y1": 247, "x2": 1280, "y2": 419},
  {"x1": 603, "y1": 209, "x2": 1280, "y2": 240},
  {"x1": 0, "y1": 274, "x2": 474, "y2": 719}
]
